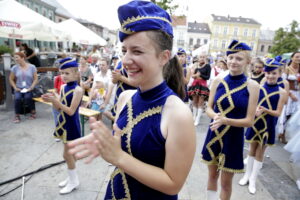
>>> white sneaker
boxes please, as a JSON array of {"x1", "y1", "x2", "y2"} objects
[
  {"x1": 248, "y1": 182, "x2": 256, "y2": 194},
  {"x1": 247, "y1": 160, "x2": 262, "y2": 195},
  {"x1": 58, "y1": 177, "x2": 69, "y2": 188},
  {"x1": 296, "y1": 179, "x2": 300, "y2": 191},
  {"x1": 239, "y1": 177, "x2": 249, "y2": 186},
  {"x1": 59, "y1": 181, "x2": 79, "y2": 194},
  {"x1": 206, "y1": 190, "x2": 218, "y2": 200},
  {"x1": 244, "y1": 157, "x2": 248, "y2": 165}
]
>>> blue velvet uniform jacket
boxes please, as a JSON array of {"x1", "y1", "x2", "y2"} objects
[
  {"x1": 201, "y1": 74, "x2": 249, "y2": 173},
  {"x1": 245, "y1": 83, "x2": 280, "y2": 146},
  {"x1": 54, "y1": 81, "x2": 81, "y2": 143},
  {"x1": 105, "y1": 81, "x2": 178, "y2": 200}
]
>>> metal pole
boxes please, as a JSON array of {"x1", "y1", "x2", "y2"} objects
[
  {"x1": 2, "y1": 54, "x2": 13, "y2": 111},
  {"x1": 21, "y1": 176, "x2": 25, "y2": 200},
  {"x1": 12, "y1": 39, "x2": 16, "y2": 52}
]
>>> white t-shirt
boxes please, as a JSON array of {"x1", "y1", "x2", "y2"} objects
[
  {"x1": 89, "y1": 62, "x2": 100, "y2": 76},
  {"x1": 93, "y1": 70, "x2": 112, "y2": 91}
]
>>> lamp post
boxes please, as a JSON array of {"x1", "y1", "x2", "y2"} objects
[{"x1": 2, "y1": 53, "x2": 13, "y2": 110}]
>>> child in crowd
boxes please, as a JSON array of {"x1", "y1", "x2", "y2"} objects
[
  {"x1": 240, "y1": 58, "x2": 286, "y2": 194},
  {"x1": 42, "y1": 57, "x2": 83, "y2": 194},
  {"x1": 88, "y1": 76, "x2": 106, "y2": 120},
  {"x1": 201, "y1": 40, "x2": 259, "y2": 200},
  {"x1": 79, "y1": 56, "x2": 93, "y2": 96}
]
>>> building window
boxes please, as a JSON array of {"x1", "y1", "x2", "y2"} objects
[
  {"x1": 215, "y1": 26, "x2": 219, "y2": 35},
  {"x1": 189, "y1": 38, "x2": 193, "y2": 45},
  {"x1": 260, "y1": 45, "x2": 265, "y2": 52},
  {"x1": 24, "y1": 1, "x2": 31, "y2": 8},
  {"x1": 204, "y1": 39, "x2": 208, "y2": 44},
  {"x1": 42, "y1": 8, "x2": 47, "y2": 17},
  {"x1": 197, "y1": 38, "x2": 201, "y2": 45},
  {"x1": 244, "y1": 28, "x2": 248, "y2": 37},
  {"x1": 221, "y1": 40, "x2": 226, "y2": 49},
  {"x1": 34, "y1": 6, "x2": 39, "y2": 13},
  {"x1": 177, "y1": 40, "x2": 184, "y2": 46},
  {"x1": 252, "y1": 29, "x2": 256, "y2": 38},
  {"x1": 213, "y1": 40, "x2": 218, "y2": 48},
  {"x1": 179, "y1": 31, "x2": 184, "y2": 40},
  {"x1": 234, "y1": 27, "x2": 238, "y2": 36},
  {"x1": 49, "y1": 11, "x2": 53, "y2": 21},
  {"x1": 59, "y1": 19, "x2": 62, "y2": 22},
  {"x1": 268, "y1": 45, "x2": 272, "y2": 52},
  {"x1": 223, "y1": 27, "x2": 228, "y2": 36}
]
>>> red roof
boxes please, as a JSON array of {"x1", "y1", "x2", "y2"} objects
[{"x1": 171, "y1": 16, "x2": 187, "y2": 26}]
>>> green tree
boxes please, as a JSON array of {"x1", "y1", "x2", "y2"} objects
[
  {"x1": 270, "y1": 20, "x2": 300, "y2": 55},
  {"x1": 151, "y1": 0, "x2": 179, "y2": 15}
]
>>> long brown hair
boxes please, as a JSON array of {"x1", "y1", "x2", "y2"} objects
[
  {"x1": 147, "y1": 30, "x2": 185, "y2": 100},
  {"x1": 288, "y1": 51, "x2": 300, "y2": 72}
]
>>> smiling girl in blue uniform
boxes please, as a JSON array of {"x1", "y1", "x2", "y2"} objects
[
  {"x1": 42, "y1": 58, "x2": 83, "y2": 194},
  {"x1": 201, "y1": 40, "x2": 260, "y2": 200},
  {"x1": 67, "y1": 1, "x2": 196, "y2": 199},
  {"x1": 239, "y1": 59, "x2": 286, "y2": 194}
]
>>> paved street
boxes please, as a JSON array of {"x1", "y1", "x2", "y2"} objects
[{"x1": 0, "y1": 103, "x2": 299, "y2": 200}]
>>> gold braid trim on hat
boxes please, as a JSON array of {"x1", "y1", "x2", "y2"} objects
[
  {"x1": 120, "y1": 15, "x2": 171, "y2": 35},
  {"x1": 120, "y1": 27, "x2": 135, "y2": 34},
  {"x1": 227, "y1": 41, "x2": 241, "y2": 51},
  {"x1": 59, "y1": 58, "x2": 76, "y2": 68},
  {"x1": 227, "y1": 41, "x2": 251, "y2": 52},
  {"x1": 264, "y1": 59, "x2": 278, "y2": 68}
]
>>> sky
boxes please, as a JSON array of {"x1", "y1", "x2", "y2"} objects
[{"x1": 57, "y1": 0, "x2": 299, "y2": 31}]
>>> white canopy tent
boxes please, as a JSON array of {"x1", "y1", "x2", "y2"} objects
[
  {"x1": 0, "y1": 0, "x2": 68, "y2": 41},
  {"x1": 57, "y1": 19, "x2": 107, "y2": 46},
  {"x1": 192, "y1": 44, "x2": 210, "y2": 57}
]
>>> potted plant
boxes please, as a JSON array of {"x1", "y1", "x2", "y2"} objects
[{"x1": 0, "y1": 45, "x2": 13, "y2": 56}]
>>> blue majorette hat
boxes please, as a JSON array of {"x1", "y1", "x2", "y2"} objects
[
  {"x1": 274, "y1": 55, "x2": 288, "y2": 65},
  {"x1": 59, "y1": 57, "x2": 78, "y2": 70},
  {"x1": 118, "y1": 0, "x2": 173, "y2": 42},
  {"x1": 177, "y1": 48, "x2": 186, "y2": 55},
  {"x1": 264, "y1": 58, "x2": 281, "y2": 72},
  {"x1": 226, "y1": 40, "x2": 252, "y2": 56}
]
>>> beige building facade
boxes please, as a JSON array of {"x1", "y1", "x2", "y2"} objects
[{"x1": 206, "y1": 14, "x2": 261, "y2": 56}]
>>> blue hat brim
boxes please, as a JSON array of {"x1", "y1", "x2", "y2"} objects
[
  {"x1": 226, "y1": 40, "x2": 251, "y2": 56},
  {"x1": 118, "y1": 1, "x2": 173, "y2": 42},
  {"x1": 264, "y1": 58, "x2": 281, "y2": 72},
  {"x1": 59, "y1": 57, "x2": 78, "y2": 69}
]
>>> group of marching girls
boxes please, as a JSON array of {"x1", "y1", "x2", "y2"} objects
[
  {"x1": 40, "y1": 0, "x2": 300, "y2": 199},
  {"x1": 199, "y1": 43, "x2": 299, "y2": 199},
  {"x1": 180, "y1": 38, "x2": 298, "y2": 199}
]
